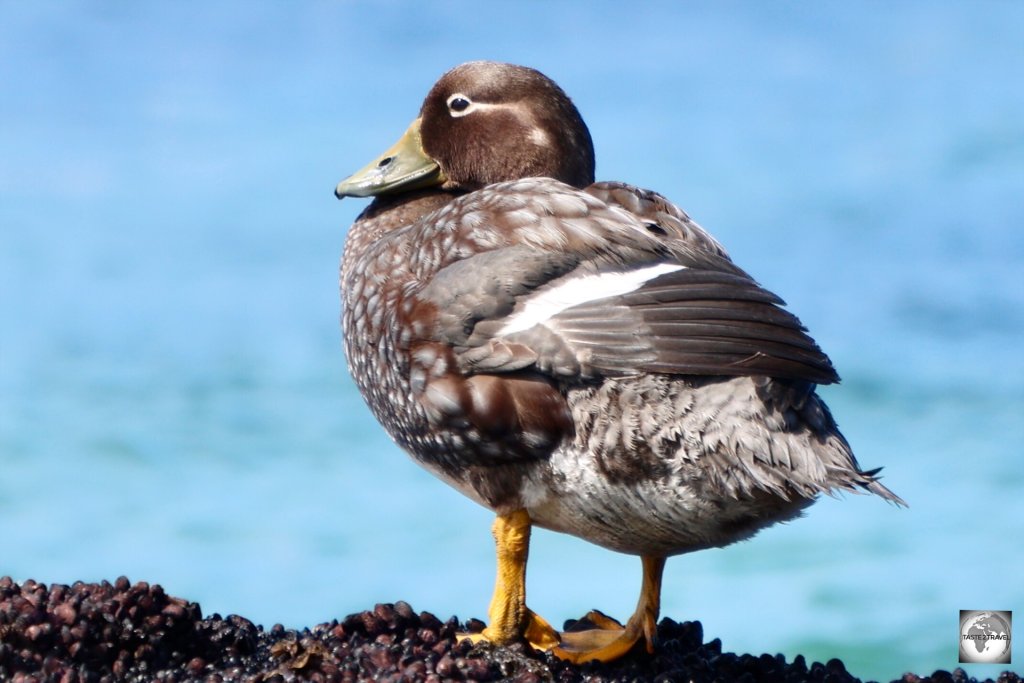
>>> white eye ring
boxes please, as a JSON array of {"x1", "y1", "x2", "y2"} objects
[{"x1": 446, "y1": 93, "x2": 475, "y2": 117}]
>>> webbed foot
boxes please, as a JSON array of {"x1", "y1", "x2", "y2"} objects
[{"x1": 552, "y1": 606, "x2": 656, "y2": 663}]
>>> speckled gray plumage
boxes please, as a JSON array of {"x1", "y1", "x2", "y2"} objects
[
  {"x1": 338, "y1": 61, "x2": 903, "y2": 563},
  {"x1": 342, "y1": 180, "x2": 901, "y2": 555}
]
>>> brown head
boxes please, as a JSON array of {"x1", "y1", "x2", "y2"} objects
[
  {"x1": 335, "y1": 62, "x2": 595, "y2": 199},
  {"x1": 419, "y1": 61, "x2": 595, "y2": 190}
]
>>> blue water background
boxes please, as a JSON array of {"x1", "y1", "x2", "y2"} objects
[{"x1": 2, "y1": 3, "x2": 1022, "y2": 680}]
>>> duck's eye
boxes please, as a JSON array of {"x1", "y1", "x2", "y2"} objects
[{"x1": 447, "y1": 93, "x2": 473, "y2": 117}]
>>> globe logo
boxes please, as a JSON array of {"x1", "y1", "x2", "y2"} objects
[{"x1": 959, "y1": 610, "x2": 1012, "y2": 664}]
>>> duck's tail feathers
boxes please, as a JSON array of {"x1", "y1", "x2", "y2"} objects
[{"x1": 859, "y1": 466, "x2": 908, "y2": 507}]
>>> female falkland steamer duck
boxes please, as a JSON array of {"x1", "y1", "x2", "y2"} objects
[{"x1": 335, "y1": 61, "x2": 903, "y2": 664}]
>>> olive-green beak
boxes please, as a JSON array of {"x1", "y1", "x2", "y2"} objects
[{"x1": 334, "y1": 118, "x2": 446, "y2": 199}]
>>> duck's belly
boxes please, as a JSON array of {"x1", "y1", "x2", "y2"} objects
[
  {"x1": 520, "y1": 448, "x2": 811, "y2": 556},
  {"x1": 516, "y1": 375, "x2": 827, "y2": 556},
  {"x1": 399, "y1": 373, "x2": 848, "y2": 556}
]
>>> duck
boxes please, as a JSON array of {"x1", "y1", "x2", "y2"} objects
[{"x1": 334, "y1": 61, "x2": 904, "y2": 664}]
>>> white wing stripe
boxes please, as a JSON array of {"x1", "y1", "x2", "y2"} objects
[{"x1": 498, "y1": 263, "x2": 684, "y2": 335}]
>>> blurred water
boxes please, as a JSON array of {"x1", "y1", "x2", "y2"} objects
[{"x1": 2, "y1": 3, "x2": 1022, "y2": 681}]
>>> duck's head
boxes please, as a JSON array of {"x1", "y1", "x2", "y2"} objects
[{"x1": 335, "y1": 61, "x2": 595, "y2": 199}]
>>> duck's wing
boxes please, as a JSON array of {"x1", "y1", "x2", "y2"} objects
[
  {"x1": 444, "y1": 256, "x2": 838, "y2": 386},
  {"x1": 409, "y1": 180, "x2": 838, "y2": 386}
]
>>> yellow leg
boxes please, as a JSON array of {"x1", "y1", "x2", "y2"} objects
[
  {"x1": 463, "y1": 511, "x2": 666, "y2": 664},
  {"x1": 552, "y1": 555, "x2": 666, "y2": 664},
  {"x1": 462, "y1": 510, "x2": 561, "y2": 650}
]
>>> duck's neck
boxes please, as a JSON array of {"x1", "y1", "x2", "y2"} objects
[{"x1": 342, "y1": 190, "x2": 461, "y2": 270}]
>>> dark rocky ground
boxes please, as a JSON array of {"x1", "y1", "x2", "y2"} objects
[{"x1": 1, "y1": 577, "x2": 1018, "y2": 683}]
